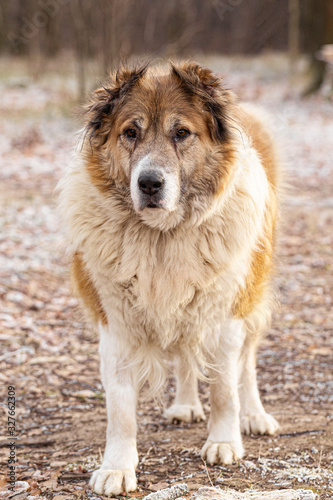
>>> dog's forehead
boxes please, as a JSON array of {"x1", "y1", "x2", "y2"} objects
[
  {"x1": 118, "y1": 72, "x2": 205, "y2": 129},
  {"x1": 140, "y1": 70, "x2": 190, "y2": 107}
]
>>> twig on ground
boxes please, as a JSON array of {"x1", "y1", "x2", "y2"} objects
[{"x1": 201, "y1": 457, "x2": 214, "y2": 488}]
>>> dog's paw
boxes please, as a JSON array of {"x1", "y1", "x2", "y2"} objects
[
  {"x1": 90, "y1": 468, "x2": 137, "y2": 496},
  {"x1": 201, "y1": 440, "x2": 244, "y2": 465},
  {"x1": 241, "y1": 412, "x2": 279, "y2": 435},
  {"x1": 164, "y1": 403, "x2": 206, "y2": 423}
]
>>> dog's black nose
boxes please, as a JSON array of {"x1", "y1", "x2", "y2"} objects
[{"x1": 138, "y1": 171, "x2": 164, "y2": 196}]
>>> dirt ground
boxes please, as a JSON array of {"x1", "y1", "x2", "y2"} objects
[{"x1": 0, "y1": 55, "x2": 332, "y2": 499}]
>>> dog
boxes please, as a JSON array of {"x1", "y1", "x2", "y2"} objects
[{"x1": 58, "y1": 61, "x2": 280, "y2": 496}]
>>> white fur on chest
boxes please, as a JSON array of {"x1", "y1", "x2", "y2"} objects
[{"x1": 59, "y1": 141, "x2": 269, "y2": 349}]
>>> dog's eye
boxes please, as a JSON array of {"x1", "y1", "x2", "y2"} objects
[
  {"x1": 175, "y1": 129, "x2": 190, "y2": 140},
  {"x1": 124, "y1": 128, "x2": 137, "y2": 139}
]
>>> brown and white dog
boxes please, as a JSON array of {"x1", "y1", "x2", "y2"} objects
[{"x1": 58, "y1": 61, "x2": 280, "y2": 496}]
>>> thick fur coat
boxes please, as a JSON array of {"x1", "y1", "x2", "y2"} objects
[{"x1": 58, "y1": 62, "x2": 280, "y2": 496}]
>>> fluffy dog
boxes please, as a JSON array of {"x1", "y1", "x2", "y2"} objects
[{"x1": 58, "y1": 61, "x2": 280, "y2": 496}]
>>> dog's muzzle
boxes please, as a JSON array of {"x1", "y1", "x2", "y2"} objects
[
  {"x1": 137, "y1": 170, "x2": 165, "y2": 209},
  {"x1": 131, "y1": 154, "x2": 180, "y2": 213}
]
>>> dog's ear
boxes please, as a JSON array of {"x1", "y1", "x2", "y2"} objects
[
  {"x1": 84, "y1": 63, "x2": 149, "y2": 146},
  {"x1": 171, "y1": 62, "x2": 234, "y2": 142},
  {"x1": 171, "y1": 62, "x2": 222, "y2": 97}
]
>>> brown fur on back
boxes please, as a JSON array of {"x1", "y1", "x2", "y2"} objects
[
  {"x1": 232, "y1": 105, "x2": 279, "y2": 322},
  {"x1": 231, "y1": 203, "x2": 276, "y2": 320}
]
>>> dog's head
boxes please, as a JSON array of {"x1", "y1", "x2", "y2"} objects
[{"x1": 84, "y1": 62, "x2": 237, "y2": 230}]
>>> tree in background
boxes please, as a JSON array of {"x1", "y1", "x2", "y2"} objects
[
  {"x1": 300, "y1": 0, "x2": 333, "y2": 94},
  {"x1": 288, "y1": 0, "x2": 300, "y2": 69},
  {"x1": 0, "y1": 0, "x2": 289, "y2": 60},
  {"x1": 70, "y1": 0, "x2": 89, "y2": 99},
  {"x1": 2, "y1": 0, "x2": 333, "y2": 97}
]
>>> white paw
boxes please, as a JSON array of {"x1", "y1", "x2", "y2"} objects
[
  {"x1": 201, "y1": 439, "x2": 244, "y2": 465},
  {"x1": 241, "y1": 412, "x2": 279, "y2": 435},
  {"x1": 164, "y1": 403, "x2": 206, "y2": 423},
  {"x1": 90, "y1": 468, "x2": 137, "y2": 496}
]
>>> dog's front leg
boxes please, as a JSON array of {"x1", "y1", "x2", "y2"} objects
[
  {"x1": 90, "y1": 324, "x2": 138, "y2": 496},
  {"x1": 201, "y1": 319, "x2": 245, "y2": 465}
]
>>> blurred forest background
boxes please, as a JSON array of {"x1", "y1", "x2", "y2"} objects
[{"x1": 1, "y1": 0, "x2": 333, "y2": 97}]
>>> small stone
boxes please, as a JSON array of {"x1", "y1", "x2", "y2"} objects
[{"x1": 143, "y1": 483, "x2": 188, "y2": 500}]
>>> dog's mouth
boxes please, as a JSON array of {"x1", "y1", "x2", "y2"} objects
[
  {"x1": 138, "y1": 195, "x2": 165, "y2": 211},
  {"x1": 146, "y1": 201, "x2": 159, "y2": 209}
]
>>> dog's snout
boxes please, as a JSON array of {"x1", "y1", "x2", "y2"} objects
[{"x1": 138, "y1": 171, "x2": 165, "y2": 196}]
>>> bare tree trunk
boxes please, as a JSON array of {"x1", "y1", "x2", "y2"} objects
[
  {"x1": 26, "y1": 1, "x2": 43, "y2": 81},
  {"x1": 164, "y1": 0, "x2": 201, "y2": 56},
  {"x1": 288, "y1": 0, "x2": 300, "y2": 72},
  {"x1": 98, "y1": 0, "x2": 121, "y2": 75},
  {"x1": 0, "y1": 2, "x2": 6, "y2": 52},
  {"x1": 301, "y1": 0, "x2": 331, "y2": 95},
  {"x1": 71, "y1": 0, "x2": 88, "y2": 100},
  {"x1": 143, "y1": 1, "x2": 159, "y2": 49}
]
